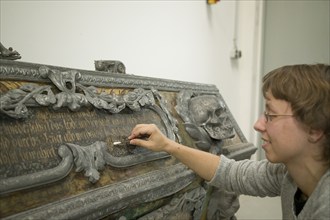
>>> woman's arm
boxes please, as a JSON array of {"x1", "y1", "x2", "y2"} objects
[{"x1": 129, "y1": 124, "x2": 220, "y2": 181}]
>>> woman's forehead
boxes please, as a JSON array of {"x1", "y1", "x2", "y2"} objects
[{"x1": 264, "y1": 90, "x2": 274, "y2": 101}]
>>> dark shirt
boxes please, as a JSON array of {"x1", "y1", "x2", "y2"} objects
[{"x1": 294, "y1": 188, "x2": 308, "y2": 216}]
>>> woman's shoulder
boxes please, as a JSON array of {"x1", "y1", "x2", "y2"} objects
[
  {"x1": 304, "y1": 169, "x2": 330, "y2": 219},
  {"x1": 317, "y1": 168, "x2": 330, "y2": 190}
]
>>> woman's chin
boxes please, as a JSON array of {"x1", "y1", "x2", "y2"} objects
[{"x1": 265, "y1": 153, "x2": 279, "y2": 163}]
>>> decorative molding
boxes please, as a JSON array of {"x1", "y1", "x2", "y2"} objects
[
  {"x1": 0, "y1": 60, "x2": 219, "y2": 93},
  {"x1": 0, "y1": 139, "x2": 172, "y2": 195},
  {"x1": 139, "y1": 186, "x2": 206, "y2": 220},
  {"x1": 3, "y1": 164, "x2": 196, "y2": 220},
  {"x1": 0, "y1": 145, "x2": 73, "y2": 195},
  {"x1": 67, "y1": 141, "x2": 171, "y2": 183}
]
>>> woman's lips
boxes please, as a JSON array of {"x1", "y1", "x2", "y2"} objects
[{"x1": 261, "y1": 137, "x2": 270, "y2": 148}]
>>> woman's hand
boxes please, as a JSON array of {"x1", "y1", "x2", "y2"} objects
[
  {"x1": 129, "y1": 124, "x2": 220, "y2": 181},
  {"x1": 128, "y1": 124, "x2": 171, "y2": 152}
]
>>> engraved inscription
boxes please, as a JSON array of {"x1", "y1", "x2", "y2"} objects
[{"x1": 0, "y1": 107, "x2": 164, "y2": 178}]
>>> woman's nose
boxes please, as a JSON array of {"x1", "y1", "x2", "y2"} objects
[{"x1": 253, "y1": 115, "x2": 266, "y2": 132}]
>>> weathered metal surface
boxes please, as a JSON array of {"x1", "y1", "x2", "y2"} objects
[
  {"x1": 0, "y1": 42, "x2": 21, "y2": 60},
  {"x1": 94, "y1": 60, "x2": 126, "y2": 74},
  {"x1": 0, "y1": 59, "x2": 256, "y2": 219}
]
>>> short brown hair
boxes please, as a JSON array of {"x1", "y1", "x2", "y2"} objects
[{"x1": 262, "y1": 64, "x2": 330, "y2": 165}]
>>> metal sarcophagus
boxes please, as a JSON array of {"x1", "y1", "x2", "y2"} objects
[{"x1": 0, "y1": 59, "x2": 256, "y2": 219}]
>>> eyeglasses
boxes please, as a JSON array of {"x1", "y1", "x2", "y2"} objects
[{"x1": 263, "y1": 111, "x2": 293, "y2": 122}]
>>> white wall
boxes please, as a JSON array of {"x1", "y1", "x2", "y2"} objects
[
  {"x1": 0, "y1": 0, "x2": 263, "y2": 148},
  {"x1": 263, "y1": 0, "x2": 330, "y2": 73},
  {"x1": 257, "y1": 0, "x2": 330, "y2": 160}
]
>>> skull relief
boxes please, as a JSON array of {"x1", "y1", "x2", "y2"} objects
[
  {"x1": 189, "y1": 95, "x2": 234, "y2": 140},
  {"x1": 175, "y1": 91, "x2": 235, "y2": 152}
]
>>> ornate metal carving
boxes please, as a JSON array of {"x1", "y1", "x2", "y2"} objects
[
  {"x1": 0, "y1": 42, "x2": 21, "y2": 60},
  {"x1": 0, "y1": 145, "x2": 73, "y2": 195},
  {"x1": 1, "y1": 66, "x2": 177, "y2": 123},
  {"x1": 207, "y1": 188, "x2": 240, "y2": 219},
  {"x1": 0, "y1": 60, "x2": 258, "y2": 219},
  {"x1": 0, "y1": 66, "x2": 183, "y2": 192},
  {"x1": 2, "y1": 164, "x2": 196, "y2": 220},
  {"x1": 0, "y1": 66, "x2": 180, "y2": 148},
  {"x1": 0, "y1": 139, "x2": 172, "y2": 194},
  {"x1": 138, "y1": 186, "x2": 206, "y2": 220},
  {"x1": 67, "y1": 141, "x2": 171, "y2": 183},
  {"x1": 66, "y1": 141, "x2": 107, "y2": 183},
  {"x1": 175, "y1": 90, "x2": 235, "y2": 153},
  {"x1": 0, "y1": 83, "x2": 56, "y2": 118},
  {"x1": 0, "y1": 60, "x2": 220, "y2": 93},
  {"x1": 152, "y1": 88, "x2": 181, "y2": 143},
  {"x1": 95, "y1": 60, "x2": 126, "y2": 74}
]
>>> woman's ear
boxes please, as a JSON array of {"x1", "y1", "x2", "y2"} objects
[{"x1": 308, "y1": 128, "x2": 324, "y2": 143}]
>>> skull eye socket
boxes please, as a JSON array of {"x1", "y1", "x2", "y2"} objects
[
  {"x1": 65, "y1": 81, "x2": 73, "y2": 90},
  {"x1": 214, "y1": 108, "x2": 225, "y2": 117}
]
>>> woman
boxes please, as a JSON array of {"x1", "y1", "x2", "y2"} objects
[{"x1": 129, "y1": 64, "x2": 329, "y2": 219}]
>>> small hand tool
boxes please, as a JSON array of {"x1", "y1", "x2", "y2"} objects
[{"x1": 113, "y1": 135, "x2": 149, "y2": 146}]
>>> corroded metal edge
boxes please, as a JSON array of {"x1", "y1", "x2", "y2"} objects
[
  {"x1": 0, "y1": 141, "x2": 171, "y2": 195},
  {"x1": 1, "y1": 142, "x2": 256, "y2": 219},
  {"x1": 3, "y1": 163, "x2": 196, "y2": 220},
  {"x1": 0, "y1": 145, "x2": 73, "y2": 195},
  {"x1": 0, "y1": 60, "x2": 219, "y2": 93}
]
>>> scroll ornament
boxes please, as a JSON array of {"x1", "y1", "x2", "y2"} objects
[{"x1": 1, "y1": 66, "x2": 157, "y2": 118}]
